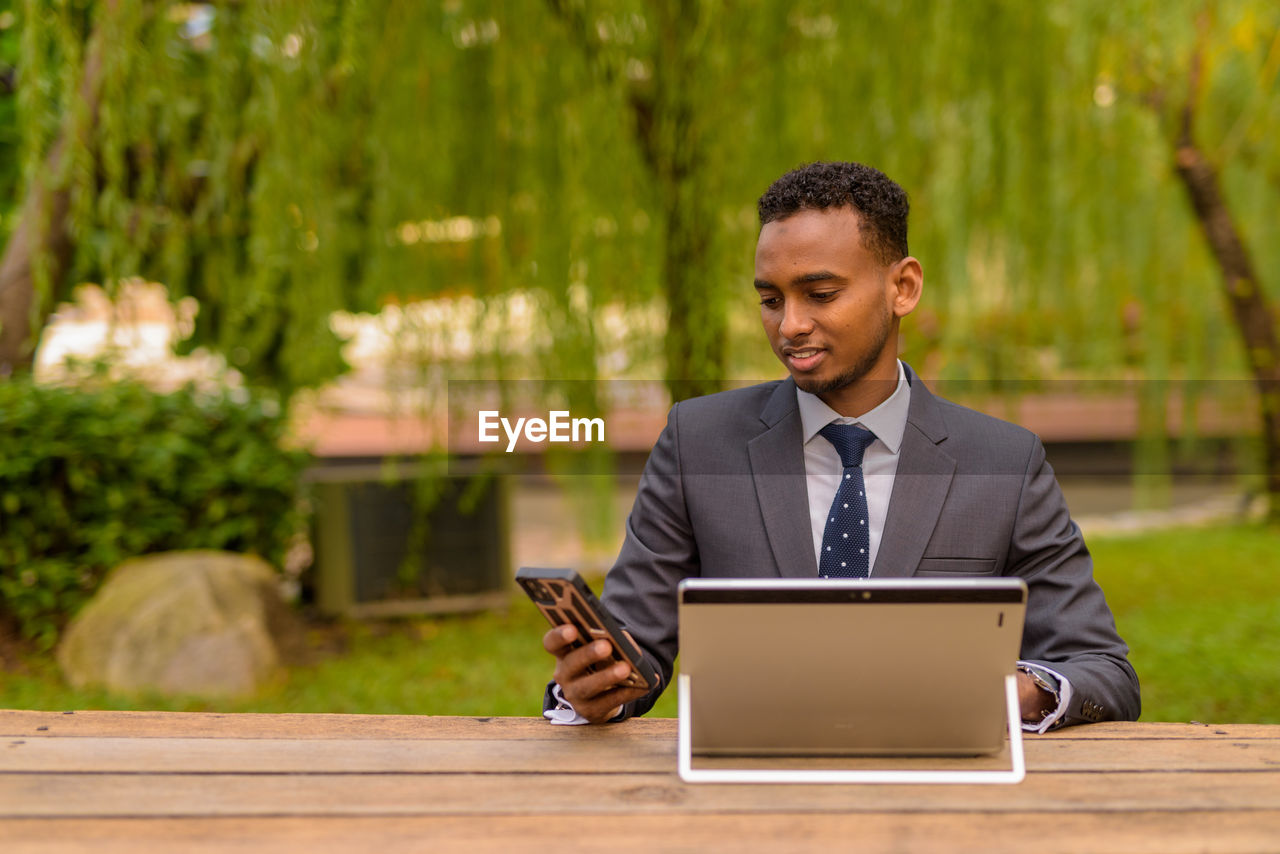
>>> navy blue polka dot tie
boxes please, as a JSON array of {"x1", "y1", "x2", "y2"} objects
[{"x1": 818, "y1": 423, "x2": 877, "y2": 578}]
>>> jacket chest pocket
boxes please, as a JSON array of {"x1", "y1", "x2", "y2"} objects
[{"x1": 914, "y1": 557, "x2": 997, "y2": 576}]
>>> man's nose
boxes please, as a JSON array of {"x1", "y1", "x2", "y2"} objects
[{"x1": 778, "y1": 301, "x2": 813, "y2": 339}]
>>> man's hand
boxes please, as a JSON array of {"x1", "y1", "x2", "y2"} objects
[
  {"x1": 1017, "y1": 669, "x2": 1057, "y2": 723},
  {"x1": 542, "y1": 625, "x2": 649, "y2": 723}
]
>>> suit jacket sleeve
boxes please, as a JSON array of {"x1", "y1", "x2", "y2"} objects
[
  {"x1": 597, "y1": 401, "x2": 696, "y2": 718},
  {"x1": 541, "y1": 401, "x2": 693, "y2": 719},
  {"x1": 1008, "y1": 438, "x2": 1141, "y2": 726}
]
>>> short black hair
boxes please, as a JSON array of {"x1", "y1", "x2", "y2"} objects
[{"x1": 757, "y1": 161, "x2": 909, "y2": 265}]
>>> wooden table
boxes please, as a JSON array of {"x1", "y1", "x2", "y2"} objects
[{"x1": 2, "y1": 711, "x2": 1279, "y2": 852}]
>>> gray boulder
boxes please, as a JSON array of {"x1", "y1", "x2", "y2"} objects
[{"x1": 57, "y1": 550, "x2": 301, "y2": 699}]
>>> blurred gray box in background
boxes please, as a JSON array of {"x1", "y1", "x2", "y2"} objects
[{"x1": 308, "y1": 463, "x2": 509, "y2": 618}]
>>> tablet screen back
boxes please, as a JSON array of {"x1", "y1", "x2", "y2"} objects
[{"x1": 678, "y1": 578, "x2": 1027, "y2": 757}]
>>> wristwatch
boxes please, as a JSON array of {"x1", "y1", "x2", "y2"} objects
[{"x1": 1019, "y1": 665, "x2": 1060, "y2": 722}]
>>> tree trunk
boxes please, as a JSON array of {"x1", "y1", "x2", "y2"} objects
[
  {"x1": 546, "y1": 0, "x2": 726, "y2": 402},
  {"x1": 660, "y1": 173, "x2": 722, "y2": 402},
  {"x1": 0, "y1": 137, "x2": 76, "y2": 376},
  {"x1": 1172, "y1": 137, "x2": 1280, "y2": 522},
  {"x1": 643, "y1": 2, "x2": 723, "y2": 402},
  {"x1": 0, "y1": 1, "x2": 113, "y2": 377}
]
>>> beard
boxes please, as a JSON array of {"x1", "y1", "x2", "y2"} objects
[{"x1": 790, "y1": 303, "x2": 894, "y2": 398}]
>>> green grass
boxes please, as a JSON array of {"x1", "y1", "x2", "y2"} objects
[
  {"x1": 2, "y1": 523, "x2": 1276, "y2": 723},
  {"x1": 1090, "y1": 524, "x2": 1280, "y2": 723},
  {"x1": 0, "y1": 605, "x2": 680, "y2": 718}
]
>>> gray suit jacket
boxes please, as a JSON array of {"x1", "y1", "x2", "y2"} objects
[{"x1": 594, "y1": 366, "x2": 1140, "y2": 726}]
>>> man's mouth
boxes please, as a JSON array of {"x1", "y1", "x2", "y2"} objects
[{"x1": 784, "y1": 348, "x2": 824, "y2": 371}]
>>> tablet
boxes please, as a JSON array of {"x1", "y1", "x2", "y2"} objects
[{"x1": 677, "y1": 577, "x2": 1027, "y2": 765}]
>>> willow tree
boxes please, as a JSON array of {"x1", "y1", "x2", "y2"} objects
[
  {"x1": 751, "y1": 0, "x2": 1280, "y2": 517},
  {"x1": 2, "y1": 0, "x2": 1277, "y2": 514},
  {"x1": 0, "y1": 1, "x2": 633, "y2": 391},
  {"x1": 1127, "y1": 3, "x2": 1280, "y2": 517}
]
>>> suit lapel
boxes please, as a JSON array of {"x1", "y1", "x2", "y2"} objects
[
  {"x1": 873, "y1": 369, "x2": 956, "y2": 577},
  {"x1": 747, "y1": 379, "x2": 817, "y2": 578}
]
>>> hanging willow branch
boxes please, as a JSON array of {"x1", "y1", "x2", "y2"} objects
[
  {"x1": 545, "y1": 0, "x2": 728, "y2": 399},
  {"x1": 1171, "y1": 11, "x2": 1280, "y2": 520},
  {"x1": 0, "y1": 0, "x2": 115, "y2": 375},
  {"x1": 2, "y1": 0, "x2": 1278, "y2": 433}
]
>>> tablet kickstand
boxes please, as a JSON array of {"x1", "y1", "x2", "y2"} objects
[{"x1": 677, "y1": 672, "x2": 1026, "y2": 784}]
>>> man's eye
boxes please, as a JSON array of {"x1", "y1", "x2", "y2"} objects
[
  {"x1": 759, "y1": 297, "x2": 780, "y2": 308},
  {"x1": 810, "y1": 291, "x2": 836, "y2": 301}
]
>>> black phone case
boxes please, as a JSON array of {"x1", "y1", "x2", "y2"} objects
[{"x1": 516, "y1": 566, "x2": 659, "y2": 692}]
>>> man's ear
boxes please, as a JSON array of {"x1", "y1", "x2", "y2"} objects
[{"x1": 888, "y1": 256, "x2": 923, "y2": 318}]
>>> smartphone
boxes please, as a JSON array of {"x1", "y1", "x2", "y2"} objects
[{"x1": 516, "y1": 566, "x2": 659, "y2": 692}]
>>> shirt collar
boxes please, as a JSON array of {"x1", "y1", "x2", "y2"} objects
[{"x1": 796, "y1": 360, "x2": 911, "y2": 454}]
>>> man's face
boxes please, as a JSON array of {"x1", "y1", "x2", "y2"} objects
[{"x1": 754, "y1": 207, "x2": 915, "y2": 416}]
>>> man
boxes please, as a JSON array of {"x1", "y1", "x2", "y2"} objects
[{"x1": 542, "y1": 161, "x2": 1140, "y2": 730}]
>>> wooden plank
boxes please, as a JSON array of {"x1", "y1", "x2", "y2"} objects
[
  {"x1": 0, "y1": 711, "x2": 665, "y2": 741},
  {"x1": 1, "y1": 771, "x2": 1277, "y2": 818},
  {"x1": 3, "y1": 711, "x2": 1277, "y2": 742},
  {"x1": 1041, "y1": 721, "x2": 1280, "y2": 740},
  {"x1": 0, "y1": 735, "x2": 675, "y2": 773},
  {"x1": 3, "y1": 733, "x2": 1280, "y2": 774},
  {"x1": 4, "y1": 811, "x2": 1280, "y2": 854}
]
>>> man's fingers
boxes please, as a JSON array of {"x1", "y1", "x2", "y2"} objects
[
  {"x1": 541, "y1": 624, "x2": 579, "y2": 655},
  {"x1": 543, "y1": 628, "x2": 627, "y2": 696},
  {"x1": 555, "y1": 641, "x2": 623, "y2": 691},
  {"x1": 567, "y1": 684, "x2": 648, "y2": 724}
]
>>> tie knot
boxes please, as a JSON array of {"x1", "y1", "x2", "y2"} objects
[{"x1": 820, "y1": 423, "x2": 876, "y2": 468}]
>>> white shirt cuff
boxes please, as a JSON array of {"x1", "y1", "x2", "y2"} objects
[
  {"x1": 543, "y1": 682, "x2": 592, "y2": 725},
  {"x1": 1017, "y1": 662, "x2": 1074, "y2": 733}
]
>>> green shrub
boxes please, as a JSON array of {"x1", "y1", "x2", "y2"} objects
[{"x1": 0, "y1": 374, "x2": 311, "y2": 649}]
